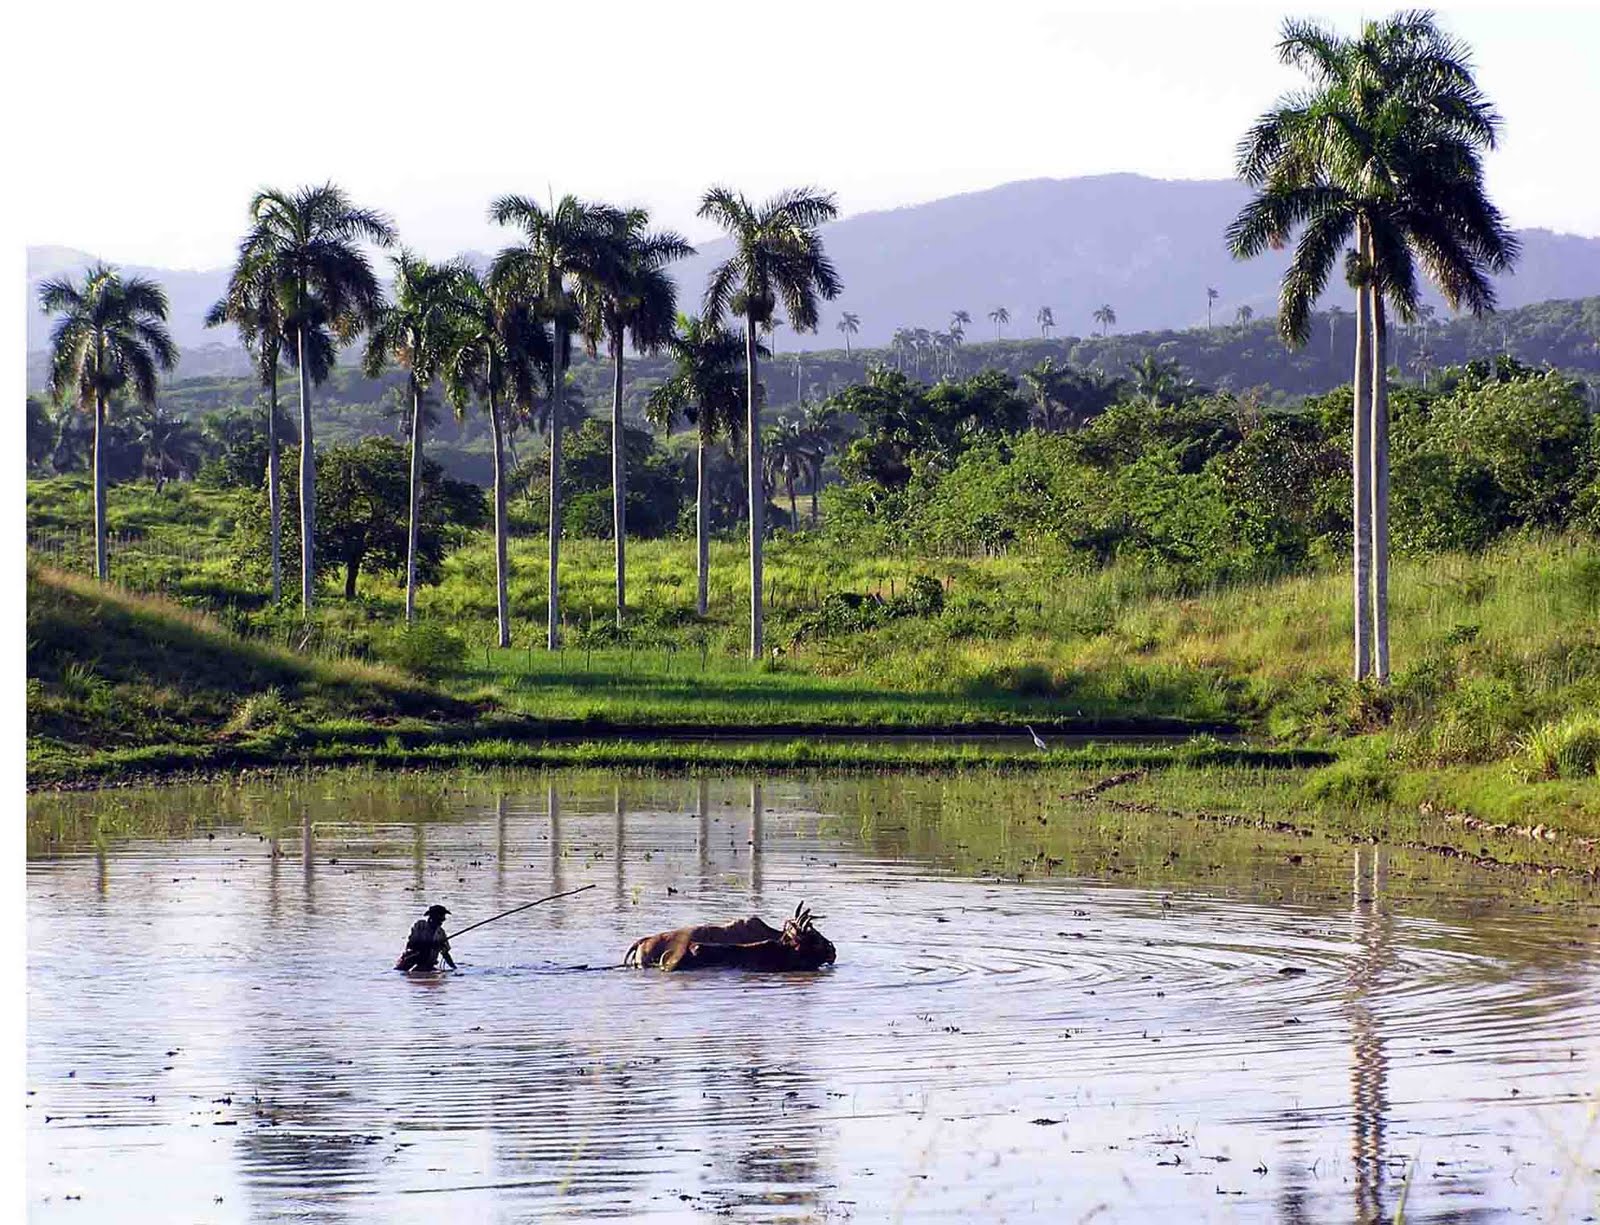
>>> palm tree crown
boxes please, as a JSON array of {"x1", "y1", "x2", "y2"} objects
[
  {"x1": 42, "y1": 263, "x2": 178, "y2": 415},
  {"x1": 1226, "y1": 11, "x2": 1516, "y2": 346},
  {"x1": 699, "y1": 187, "x2": 842, "y2": 332}
]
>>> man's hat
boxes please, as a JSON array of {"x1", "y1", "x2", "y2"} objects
[{"x1": 425, "y1": 904, "x2": 451, "y2": 919}]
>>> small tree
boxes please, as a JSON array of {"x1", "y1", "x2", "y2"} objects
[{"x1": 247, "y1": 438, "x2": 486, "y2": 600}]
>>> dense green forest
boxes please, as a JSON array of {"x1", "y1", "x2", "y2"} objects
[{"x1": 27, "y1": 295, "x2": 1600, "y2": 487}]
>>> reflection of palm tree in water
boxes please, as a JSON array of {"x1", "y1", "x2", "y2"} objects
[
  {"x1": 697, "y1": 778, "x2": 711, "y2": 890},
  {"x1": 749, "y1": 781, "x2": 764, "y2": 906},
  {"x1": 495, "y1": 792, "x2": 507, "y2": 890},
  {"x1": 614, "y1": 785, "x2": 626, "y2": 899},
  {"x1": 547, "y1": 785, "x2": 565, "y2": 931},
  {"x1": 1348, "y1": 845, "x2": 1394, "y2": 1224}
]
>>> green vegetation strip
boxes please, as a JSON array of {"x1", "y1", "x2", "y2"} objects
[{"x1": 25, "y1": 735, "x2": 1326, "y2": 791}]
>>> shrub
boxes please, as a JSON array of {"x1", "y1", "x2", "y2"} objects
[
  {"x1": 1303, "y1": 746, "x2": 1397, "y2": 806},
  {"x1": 382, "y1": 623, "x2": 467, "y2": 681},
  {"x1": 225, "y1": 687, "x2": 294, "y2": 735}
]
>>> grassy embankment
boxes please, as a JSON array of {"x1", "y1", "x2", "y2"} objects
[{"x1": 24, "y1": 476, "x2": 1600, "y2": 860}]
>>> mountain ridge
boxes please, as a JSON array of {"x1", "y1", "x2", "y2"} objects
[{"x1": 28, "y1": 174, "x2": 1600, "y2": 379}]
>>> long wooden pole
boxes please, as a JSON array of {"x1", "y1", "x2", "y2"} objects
[{"x1": 446, "y1": 883, "x2": 596, "y2": 941}]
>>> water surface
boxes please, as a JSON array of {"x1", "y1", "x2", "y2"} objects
[{"x1": 27, "y1": 774, "x2": 1600, "y2": 1222}]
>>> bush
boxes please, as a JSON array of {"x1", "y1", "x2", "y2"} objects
[
  {"x1": 382, "y1": 622, "x2": 466, "y2": 680},
  {"x1": 1303, "y1": 747, "x2": 1397, "y2": 806},
  {"x1": 1517, "y1": 713, "x2": 1600, "y2": 780}
]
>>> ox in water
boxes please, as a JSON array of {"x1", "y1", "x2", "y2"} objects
[{"x1": 625, "y1": 901, "x2": 836, "y2": 970}]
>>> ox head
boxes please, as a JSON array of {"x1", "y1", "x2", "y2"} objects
[{"x1": 779, "y1": 901, "x2": 836, "y2": 969}]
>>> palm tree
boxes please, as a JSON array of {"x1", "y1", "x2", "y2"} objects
[
  {"x1": 836, "y1": 311, "x2": 860, "y2": 355},
  {"x1": 206, "y1": 235, "x2": 293, "y2": 602},
  {"x1": 490, "y1": 193, "x2": 622, "y2": 649},
  {"x1": 1022, "y1": 358, "x2": 1068, "y2": 431},
  {"x1": 244, "y1": 184, "x2": 394, "y2": 615},
  {"x1": 1036, "y1": 306, "x2": 1055, "y2": 339},
  {"x1": 135, "y1": 405, "x2": 203, "y2": 492},
  {"x1": 645, "y1": 315, "x2": 754, "y2": 616},
  {"x1": 764, "y1": 414, "x2": 813, "y2": 530},
  {"x1": 1128, "y1": 354, "x2": 1189, "y2": 406},
  {"x1": 698, "y1": 185, "x2": 842, "y2": 660},
  {"x1": 1228, "y1": 11, "x2": 1516, "y2": 682},
  {"x1": 1206, "y1": 286, "x2": 1220, "y2": 328},
  {"x1": 580, "y1": 208, "x2": 693, "y2": 627},
  {"x1": 988, "y1": 306, "x2": 1010, "y2": 341},
  {"x1": 1093, "y1": 304, "x2": 1116, "y2": 336},
  {"x1": 951, "y1": 309, "x2": 972, "y2": 336},
  {"x1": 363, "y1": 252, "x2": 467, "y2": 624},
  {"x1": 39, "y1": 263, "x2": 177, "y2": 580},
  {"x1": 445, "y1": 268, "x2": 549, "y2": 647},
  {"x1": 1236, "y1": 304, "x2": 1255, "y2": 325},
  {"x1": 799, "y1": 400, "x2": 845, "y2": 524}
]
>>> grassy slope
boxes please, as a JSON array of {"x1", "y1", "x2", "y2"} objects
[{"x1": 26, "y1": 566, "x2": 480, "y2": 780}]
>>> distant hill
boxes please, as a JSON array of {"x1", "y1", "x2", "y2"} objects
[{"x1": 27, "y1": 173, "x2": 1600, "y2": 379}]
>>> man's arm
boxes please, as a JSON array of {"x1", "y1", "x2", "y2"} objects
[{"x1": 441, "y1": 935, "x2": 456, "y2": 970}]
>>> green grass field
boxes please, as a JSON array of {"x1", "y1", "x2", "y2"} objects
[{"x1": 24, "y1": 476, "x2": 1600, "y2": 852}]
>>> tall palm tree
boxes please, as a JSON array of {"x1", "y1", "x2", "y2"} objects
[
  {"x1": 645, "y1": 315, "x2": 754, "y2": 616},
  {"x1": 1206, "y1": 286, "x2": 1220, "y2": 328},
  {"x1": 490, "y1": 193, "x2": 623, "y2": 648},
  {"x1": 244, "y1": 184, "x2": 394, "y2": 615},
  {"x1": 698, "y1": 185, "x2": 842, "y2": 660},
  {"x1": 39, "y1": 264, "x2": 177, "y2": 580},
  {"x1": 951, "y1": 309, "x2": 972, "y2": 337},
  {"x1": 445, "y1": 268, "x2": 549, "y2": 647},
  {"x1": 836, "y1": 311, "x2": 860, "y2": 355},
  {"x1": 1236, "y1": 304, "x2": 1255, "y2": 325},
  {"x1": 1093, "y1": 304, "x2": 1116, "y2": 336},
  {"x1": 1227, "y1": 11, "x2": 1515, "y2": 682},
  {"x1": 988, "y1": 306, "x2": 1010, "y2": 341},
  {"x1": 1036, "y1": 306, "x2": 1055, "y2": 339},
  {"x1": 580, "y1": 208, "x2": 693, "y2": 627},
  {"x1": 363, "y1": 252, "x2": 467, "y2": 623},
  {"x1": 206, "y1": 235, "x2": 294, "y2": 602}
]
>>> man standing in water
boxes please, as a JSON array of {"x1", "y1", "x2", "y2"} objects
[{"x1": 395, "y1": 904, "x2": 457, "y2": 972}]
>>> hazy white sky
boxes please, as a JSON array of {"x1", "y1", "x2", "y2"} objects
[{"x1": 6, "y1": 0, "x2": 1599, "y2": 269}]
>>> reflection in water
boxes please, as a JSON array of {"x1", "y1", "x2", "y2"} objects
[
  {"x1": 302, "y1": 804, "x2": 316, "y2": 910},
  {"x1": 749, "y1": 780, "x2": 764, "y2": 902},
  {"x1": 1349, "y1": 846, "x2": 1395, "y2": 1225},
  {"x1": 614, "y1": 785, "x2": 626, "y2": 899},
  {"x1": 25, "y1": 775, "x2": 1600, "y2": 1223}
]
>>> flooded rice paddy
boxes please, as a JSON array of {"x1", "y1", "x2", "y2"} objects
[{"x1": 26, "y1": 773, "x2": 1600, "y2": 1222}]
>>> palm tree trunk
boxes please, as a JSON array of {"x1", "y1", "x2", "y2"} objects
[
  {"x1": 696, "y1": 430, "x2": 709, "y2": 618},
  {"x1": 297, "y1": 324, "x2": 316, "y2": 616},
  {"x1": 548, "y1": 335, "x2": 565, "y2": 650},
  {"x1": 488, "y1": 382, "x2": 510, "y2": 649},
  {"x1": 1370, "y1": 289, "x2": 1391, "y2": 683},
  {"x1": 611, "y1": 332, "x2": 626, "y2": 628},
  {"x1": 810, "y1": 467, "x2": 820, "y2": 526},
  {"x1": 1351, "y1": 226, "x2": 1373, "y2": 683},
  {"x1": 92, "y1": 389, "x2": 107, "y2": 582},
  {"x1": 404, "y1": 376, "x2": 423, "y2": 625},
  {"x1": 267, "y1": 367, "x2": 282, "y2": 604},
  {"x1": 787, "y1": 471, "x2": 797, "y2": 530},
  {"x1": 746, "y1": 314, "x2": 764, "y2": 661}
]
